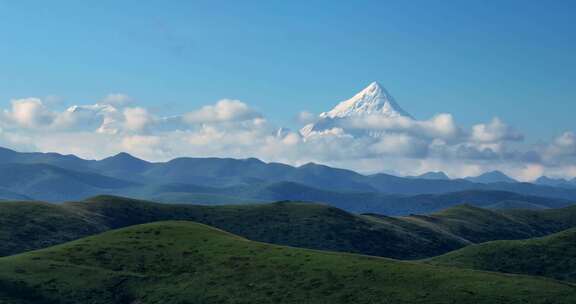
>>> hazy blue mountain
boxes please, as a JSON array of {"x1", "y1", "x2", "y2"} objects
[
  {"x1": 0, "y1": 147, "x2": 576, "y2": 210},
  {"x1": 409, "y1": 171, "x2": 450, "y2": 180},
  {"x1": 129, "y1": 181, "x2": 574, "y2": 215},
  {"x1": 535, "y1": 176, "x2": 575, "y2": 188},
  {"x1": 484, "y1": 200, "x2": 550, "y2": 210},
  {"x1": 0, "y1": 187, "x2": 31, "y2": 201},
  {"x1": 0, "y1": 163, "x2": 137, "y2": 201},
  {"x1": 382, "y1": 190, "x2": 572, "y2": 214},
  {"x1": 138, "y1": 158, "x2": 375, "y2": 192},
  {"x1": 366, "y1": 172, "x2": 474, "y2": 194},
  {"x1": 134, "y1": 157, "x2": 291, "y2": 188},
  {"x1": 96, "y1": 156, "x2": 576, "y2": 200},
  {"x1": 476, "y1": 181, "x2": 576, "y2": 202},
  {"x1": 0, "y1": 147, "x2": 92, "y2": 171},
  {"x1": 286, "y1": 162, "x2": 375, "y2": 190},
  {"x1": 465, "y1": 171, "x2": 517, "y2": 183},
  {"x1": 92, "y1": 152, "x2": 153, "y2": 179}
]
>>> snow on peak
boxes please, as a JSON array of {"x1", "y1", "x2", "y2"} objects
[
  {"x1": 65, "y1": 103, "x2": 118, "y2": 114},
  {"x1": 300, "y1": 82, "x2": 412, "y2": 137},
  {"x1": 320, "y1": 82, "x2": 412, "y2": 119}
]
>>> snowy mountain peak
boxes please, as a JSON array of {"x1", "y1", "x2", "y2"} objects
[
  {"x1": 300, "y1": 82, "x2": 413, "y2": 138},
  {"x1": 319, "y1": 82, "x2": 412, "y2": 119}
]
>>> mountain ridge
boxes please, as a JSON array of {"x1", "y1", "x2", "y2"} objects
[
  {"x1": 465, "y1": 170, "x2": 517, "y2": 184},
  {"x1": 429, "y1": 227, "x2": 576, "y2": 282},
  {"x1": 0, "y1": 147, "x2": 575, "y2": 212},
  {"x1": 2, "y1": 220, "x2": 575, "y2": 304},
  {"x1": 2, "y1": 195, "x2": 576, "y2": 259}
]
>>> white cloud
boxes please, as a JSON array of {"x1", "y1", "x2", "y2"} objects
[
  {"x1": 540, "y1": 131, "x2": 576, "y2": 166},
  {"x1": 296, "y1": 111, "x2": 316, "y2": 124},
  {"x1": 0, "y1": 94, "x2": 574, "y2": 180},
  {"x1": 551, "y1": 131, "x2": 576, "y2": 153},
  {"x1": 123, "y1": 107, "x2": 152, "y2": 132},
  {"x1": 471, "y1": 117, "x2": 523, "y2": 143},
  {"x1": 121, "y1": 135, "x2": 164, "y2": 159},
  {"x1": 184, "y1": 99, "x2": 261, "y2": 124},
  {"x1": 346, "y1": 113, "x2": 460, "y2": 140},
  {"x1": 368, "y1": 133, "x2": 428, "y2": 157},
  {"x1": 3, "y1": 98, "x2": 55, "y2": 128}
]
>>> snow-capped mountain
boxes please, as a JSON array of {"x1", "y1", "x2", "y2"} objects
[
  {"x1": 63, "y1": 103, "x2": 122, "y2": 134},
  {"x1": 300, "y1": 82, "x2": 412, "y2": 137},
  {"x1": 321, "y1": 82, "x2": 411, "y2": 119}
]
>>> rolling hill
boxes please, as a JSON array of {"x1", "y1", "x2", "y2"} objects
[
  {"x1": 1, "y1": 221, "x2": 575, "y2": 304},
  {"x1": 0, "y1": 197, "x2": 465, "y2": 259},
  {"x1": 429, "y1": 227, "x2": 576, "y2": 282},
  {"x1": 3, "y1": 196, "x2": 576, "y2": 260}
]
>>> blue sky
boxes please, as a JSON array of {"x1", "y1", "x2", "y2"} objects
[
  {"x1": 0, "y1": 1, "x2": 575, "y2": 179},
  {"x1": 1, "y1": 0, "x2": 575, "y2": 139}
]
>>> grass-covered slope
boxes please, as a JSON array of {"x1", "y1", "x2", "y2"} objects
[
  {"x1": 3, "y1": 196, "x2": 576, "y2": 260},
  {"x1": 394, "y1": 204, "x2": 576, "y2": 243},
  {"x1": 182, "y1": 201, "x2": 466, "y2": 259},
  {"x1": 401, "y1": 205, "x2": 541, "y2": 243},
  {"x1": 1, "y1": 221, "x2": 575, "y2": 304},
  {"x1": 0, "y1": 197, "x2": 466, "y2": 259},
  {"x1": 429, "y1": 228, "x2": 576, "y2": 282},
  {"x1": 0, "y1": 201, "x2": 109, "y2": 256}
]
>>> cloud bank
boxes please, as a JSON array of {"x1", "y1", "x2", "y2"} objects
[{"x1": 0, "y1": 95, "x2": 573, "y2": 181}]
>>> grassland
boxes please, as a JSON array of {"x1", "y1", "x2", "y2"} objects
[
  {"x1": 1, "y1": 221, "x2": 575, "y2": 304},
  {"x1": 429, "y1": 227, "x2": 576, "y2": 282},
  {"x1": 2, "y1": 196, "x2": 576, "y2": 260}
]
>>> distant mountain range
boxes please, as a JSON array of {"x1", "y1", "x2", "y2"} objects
[
  {"x1": 410, "y1": 171, "x2": 450, "y2": 180},
  {"x1": 534, "y1": 176, "x2": 576, "y2": 188},
  {"x1": 0, "y1": 146, "x2": 575, "y2": 214}
]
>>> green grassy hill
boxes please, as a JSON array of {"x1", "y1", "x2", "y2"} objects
[
  {"x1": 0, "y1": 197, "x2": 466, "y2": 259},
  {"x1": 428, "y1": 227, "x2": 576, "y2": 282},
  {"x1": 390, "y1": 204, "x2": 576, "y2": 243},
  {"x1": 0, "y1": 201, "x2": 108, "y2": 256},
  {"x1": 3, "y1": 196, "x2": 576, "y2": 260},
  {"x1": 1, "y1": 221, "x2": 575, "y2": 304},
  {"x1": 400, "y1": 205, "x2": 541, "y2": 243}
]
